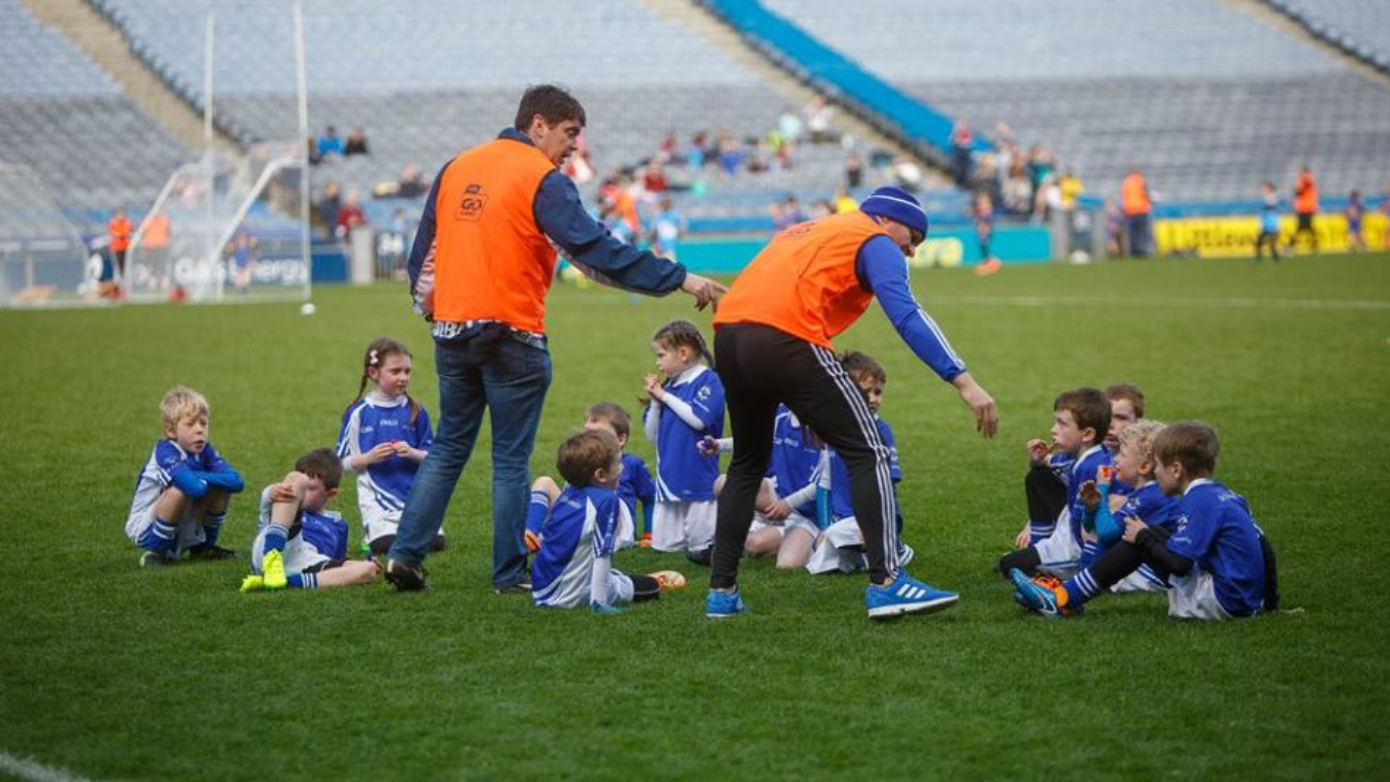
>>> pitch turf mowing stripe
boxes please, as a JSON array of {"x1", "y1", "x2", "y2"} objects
[{"x1": 0, "y1": 751, "x2": 110, "y2": 782}]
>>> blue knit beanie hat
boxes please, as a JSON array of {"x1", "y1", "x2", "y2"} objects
[{"x1": 859, "y1": 186, "x2": 929, "y2": 239}]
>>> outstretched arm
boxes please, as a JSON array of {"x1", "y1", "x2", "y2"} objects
[{"x1": 859, "y1": 236, "x2": 998, "y2": 437}]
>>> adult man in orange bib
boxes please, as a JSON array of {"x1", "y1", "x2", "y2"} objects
[
  {"x1": 705, "y1": 186, "x2": 998, "y2": 619},
  {"x1": 385, "y1": 85, "x2": 724, "y2": 593}
]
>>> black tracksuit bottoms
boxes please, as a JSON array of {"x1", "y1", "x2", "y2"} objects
[{"x1": 710, "y1": 323, "x2": 901, "y2": 588}]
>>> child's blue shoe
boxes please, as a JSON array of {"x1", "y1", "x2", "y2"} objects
[
  {"x1": 590, "y1": 601, "x2": 626, "y2": 616},
  {"x1": 704, "y1": 588, "x2": 746, "y2": 618},
  {"x1": 1009, "y1": 568, "x2": 1077, "y2": 618},
  {"x1": 865, "y1": 572, "x2": 958, "y2": 619}
]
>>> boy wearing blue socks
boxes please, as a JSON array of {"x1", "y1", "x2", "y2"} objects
[
  {"x1": 124, "y1": 386, "x2": 244, "y2": 567},
  {"x1": 241, "y1": 448, "x2": 380, "y2": 592}
]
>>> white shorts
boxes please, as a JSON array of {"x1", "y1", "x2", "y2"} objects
[
  {"x1": 1034, "y1": 510, "x2": 1081, "y2": 579},
  {"x1": 606, "y1": 570, "x2": 636, "y2": 606},
  {"x1": 806, "y1": 518, "x2": 868, "y2": 575},
  {"x1": 1167, "y1": 570, "x2": 1233, "y2": 621},
  {"x1": 250, "y1": 527, "x2": 329, "y2": 575},
  {"x1": 361, "y1": 502, "x2": 445, "y2": 544},
  {"x1": 1111, "y1": 564, "x2": 1167, "y2": 594},
  {"x1": 748, "y1": 511, "x2": 817, "y2": 540},
  {"x1": 652, "y1": 500, "x2": 717, "y2": 553},
  {"x1": 126, "y1": 497, "x2": 209, "y2": 553}
]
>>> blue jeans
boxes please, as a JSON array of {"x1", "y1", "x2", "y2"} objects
[{"x1": 387, "y1": 336, "x2": 551, "y2": 588}]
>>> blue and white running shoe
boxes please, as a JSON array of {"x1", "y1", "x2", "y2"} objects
[
  {"x1": 865, "y1": 572, "x2": 958, "y2": 619},
  {"x1": 705, "y1": 588, "x2": 747, "y2": 618}
]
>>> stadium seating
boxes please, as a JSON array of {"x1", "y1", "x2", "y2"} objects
[
  {"x1": 759, "y1": 0, "x2": 1390, "y2": 203},
  {"x1": 0, "y1": 0, "x2": 190, "y2": 232},
  {"x1": 1262, "y1": 1, "x2": 1390, "y2": 76}
]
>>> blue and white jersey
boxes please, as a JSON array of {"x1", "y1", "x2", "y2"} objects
[
  {"x1": 124, "y1": 438, "x2": 234, "y2": 541},
  {"x1": 251, "y1": 486, "x2": 349, "y2": 574},
  {"x1": 1046, "y1": 451, "x2": 1076, "y2": 488},
  {"x1": 1114, "y1": 480, "x2": 1181, "y2": 532},
  {"x1": 828, "y1": 417, "x2": 901, "y2": 521},
  {"x1": 1064, "y1": 445, "x2": 1112, "y2": 544},
  {"x1": 532, "y1": 485, "x2": 619, "y2": 609},
  {"x1": 617, "y1": 452, "x2": 655, "y2": 520},
  {"x1": 769, "y1": 405, "x2": 823, "y2": 518},
  {"x1": 644, "y1": 364, "x2": 724, "y2": 502},
  {"x1": 336, "y1": 391, "x2": 433, "y2": 514},
  {"x1": 1166, "y1": 479, "x2": 1267, "y2": 617}
]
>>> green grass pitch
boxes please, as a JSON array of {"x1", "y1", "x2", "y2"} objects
[{"x1": 2, "y1": 254, "x2": 1389, "y2": 782}]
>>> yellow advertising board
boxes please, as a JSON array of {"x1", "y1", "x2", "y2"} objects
[{"x1": 1155, "y1": 213, "x2": 1388, "y2": 258}]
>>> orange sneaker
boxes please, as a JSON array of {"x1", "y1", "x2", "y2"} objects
[
  {"x1": 974, "y1": 257, "x2": 1002, "y2": 276},
  {"x1": 638, "y1": 533, "x2": 653, "y2": 549}
]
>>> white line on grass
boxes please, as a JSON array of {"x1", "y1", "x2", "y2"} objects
[
  {"x1": 0, "y1": 751, "x2": 110, "y2": 782},
  {"x1": 932, "y1": 295, "x2": 1390, "y2": 311}
]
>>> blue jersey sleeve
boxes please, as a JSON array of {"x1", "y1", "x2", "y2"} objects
[
  {"x1": 857, "y1": 235, "x2": 966, "y2": 382},
  {"x1": 631, "y1": 457, "x2": 656, "y2": 505},
  {"x1": 336, "y1": 401, "x2": 360, "y2": 460},
  {"x1": 876, "y1": 418, "x2": 902, "y2": 483},
  {"x1": 534, "y1": 171, "x2": 687, "y2": 295},
  {"x1": 690, "y1": 372, "x2": 725, "y2": 433},
  {"x1": 196, "y1": 444, "x2": 244, "y2": 493},
  {"x1": 406, "y1": 164, "x2": 447, "y2": 297},
  {"x1": 413, "y1": 405, "x2": 434, "y2": 450}
]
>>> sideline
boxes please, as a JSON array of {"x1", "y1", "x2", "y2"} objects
[
  {"x1": 0, "y1": 751, "x2": 112, "y2": 782},
  {"x1": 932, "y1": 295, "x2": 1390, "y2": 311}
]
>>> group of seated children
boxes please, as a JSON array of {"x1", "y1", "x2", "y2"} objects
[
  {"x1": 124, "y1": 325, "x2": 1280, "y2": 623},
  {"x1": 126, "y1": 336, "x2": 437, "y2": 594},
  {"x1": 998, "y1": 384, "x2": 1279, "y2": 621}
]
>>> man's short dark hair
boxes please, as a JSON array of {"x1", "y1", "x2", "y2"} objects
[
  {"x1": 514, "y1": 85, "x2": 586, "y2": 131},
  {"x1": 295, "y1": 447, "x2": 343, "y2": 490}
]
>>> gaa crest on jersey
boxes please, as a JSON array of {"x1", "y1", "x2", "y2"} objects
[
  {"x1": 457, "y1": 184, "x2": 488, "y2": 222},
  {"x1": 696, "y1": 385, "x2": 712, "y2": 403}
]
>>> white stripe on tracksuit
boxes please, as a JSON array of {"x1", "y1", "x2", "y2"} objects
[{"x1": 811, "y1": 345, "x2": 899, "y2": 578}]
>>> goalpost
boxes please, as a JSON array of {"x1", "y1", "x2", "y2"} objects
[{"x1": 122, "y1": 4, "x2": 313, "y2": 305}]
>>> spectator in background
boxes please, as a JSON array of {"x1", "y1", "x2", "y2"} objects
[
  {"x1": 108, "y1": 207, "x2": 132, "y2": 282},
  {"x1": 809, "y1": 200, "x2": 834, "y2": 220},
  {"x1": 778, "y1": 107, "x2": 804, "y2": 145},
  {"x1": 782, "y1": 195, "x2": 807, "y2": 226},
  {"x1": 973, "y1": 191, "x2": 1000, "y2": 276},
  {"x1": 1121, "y1": 168, "x2": 1153, "y2": 257},
  {"x1": 658, "y1": 131, "x2": 679, "y2": 164},
  {"x1": 335, "y1": 188, "x2": 367, "y2": 238},
  {"x1": 1288, "y1": 165, "x2": 1319, "y2": 254},
  {"x1": 1058, "y1": 171, "x2": 1083, "y2": 212},
  {"x1": 804, "y1": 96, "x2": 837, "y2": 144},
  {"x1": 950, "y1": 120, "x2": 973, "y2": 188},
  {"x1": 845, "y1": 152, "x2": 864, "y2": 188},
  {"x1": 344, "y1": 126, "x2": 370, "y2": 156},
  {"x1": 305, "y1": 135, "x2": 322, "y2": 166},
  {"x1": 769, "y1": 201, "x2": 788, "y2": 232},
  {"x1": 1027, "y1": 145, "x2": 1055, "y2": 206},
  {"x1": 317, "y1": 125, "x2": 344, "y2": 158},
  {"x1": 1002, "y1": 157, "x2": 1031, "y2": 216},
  {"x1": 688, "y1": 131, "x2": 710, "y2": 169},
  {"x1": 1103, "y1": 198, "x2": 1125, "y2": 258},
  {"x1": 834, "y1": 185, "x2": 858, "y2": 214},
  {"x1": 642, "y1": 160, "x2": 668, "y2": 194},
  {"x1": 397, "y1": 164, "x2": 428, "y2": 198},
  {"x1": 651, "y1": 197, "x2": 685, "y2": 262},
  {"x1": 1346, "y1": 190, "x2": 1366, "y2": 252},
  {"x1": 562, "y1": 132, "x2": 595, "y2": 184},
  {"x1": 316, "y1": 181, "x2": 342, "y2": 235},
  {"x1": 718, "y1": 132, "x2": 744, "y2": 176}
]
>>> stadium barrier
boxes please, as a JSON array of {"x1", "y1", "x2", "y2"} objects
[{"x1": 1156, "y1": 213, "x2": 1388, "y2": 258}]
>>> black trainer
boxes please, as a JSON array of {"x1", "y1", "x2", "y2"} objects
[
  {"x1": 493, "y1": 575, "x2": 532, "y2": 594},
  {"x1": 139, "y1": 550, "x2": 178, "y2": 567},
  {"x1": 685, "y1": 547, "x2": 713, "y2": 567},
  {"x1": 385, "y1": 559, "x2": 429, "y2": 592},
  {"x1": 188, "y1": 544, "x2": 238, "y2": 561}
]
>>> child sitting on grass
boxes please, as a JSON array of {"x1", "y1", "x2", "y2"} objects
[
  {"x1": 1012, "y1": 422, "x2": 1279, "y2": 620},
  {"x1": 124, "y1": 386, "x2": 244, "y2": 567},
  {"x1": 240, "y1": 448, "x2": 380, "y2": 592},
  {"x1": 531, "y1": 429, "x2": 685, "y2": 613}
]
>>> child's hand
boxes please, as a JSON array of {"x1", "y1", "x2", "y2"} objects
[
  {"x1": 1026, "y1": 438, "x2": 1051, "y2": 466},
  {"x1": 1121, "y1": 517, "x2": 1147, "y2": 543},
  {"x1": 362, "y1": 442, "x2": 396, "y2": 465},
  {"x1": 590, "y1": 601, "x2": 626, "y2": 616},
  {"x1": 1096, "y1": 465, "x2": 1115, "y2": 489},
  {"x1": 268, "y1": 479, "x2": 300, "y2": 504},
  {"x1": 524, "y1": 530, "x2": 541, "y2": 554},
  {"x1": 643, "y1": 373, "x2": 666, "y2": 401},
  {"x1": 1014, "y1": 524, "x2": 1031, "y2": 549},
  {"x1": 764, "y1": 500, "x2": 793, "y2": 522},
  {"x1": 697, "y1": 436, "x2": 720, "y2": 457},
  {"x1": 1078, "y1": 480, "x2": 1101, "y2": 513}
]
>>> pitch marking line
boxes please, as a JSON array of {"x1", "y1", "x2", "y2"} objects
[
  {"x1": 933, "y1": 295, "x2": 1390, "y2": 311},
  {"x1": 0, "y1": 751, "x2": 111, "y2": 782}
]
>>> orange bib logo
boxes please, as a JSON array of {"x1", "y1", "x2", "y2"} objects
[{"x1": 457, "y1": 184, "x2": 488, "y2": 222}]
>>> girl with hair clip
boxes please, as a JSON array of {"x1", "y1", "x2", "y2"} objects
[
  {"x1": 336, "y1": 337, "x2": 442, "y2": 557},
  {"x1": 642, "y1": 320, "x2": 725, "y2": 563}
]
